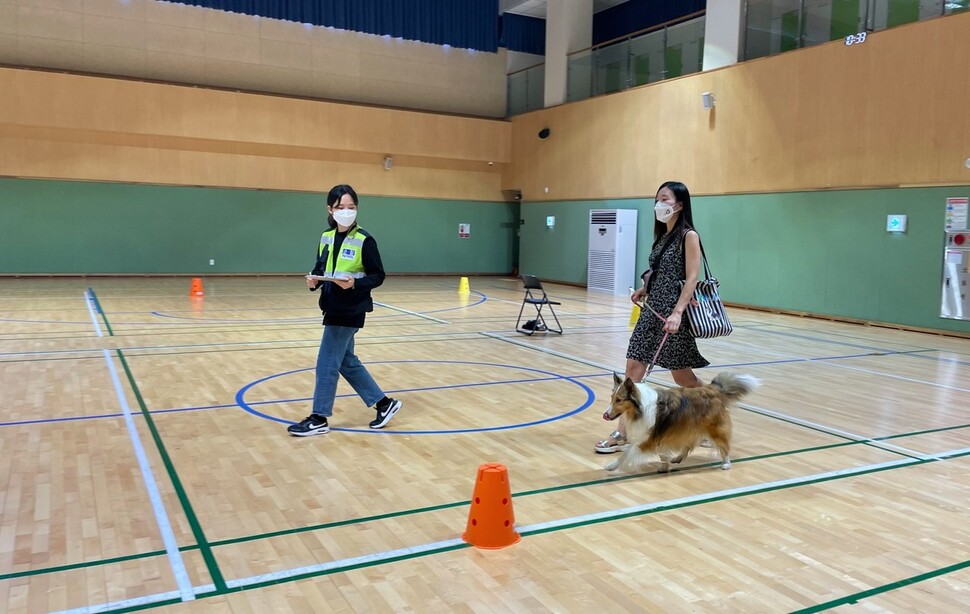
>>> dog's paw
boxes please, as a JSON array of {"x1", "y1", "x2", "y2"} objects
[
  {"x1": 604, "y1": 460, "x2": 619, "y2": 472},
  {"x1": 656, "y1": 463, "x2": 670, "y2": 473},
  {"x1": 721, "y1": 460, "x2": 732, "y2": 470}
]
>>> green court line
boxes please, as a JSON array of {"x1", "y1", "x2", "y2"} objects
[
  {"x1": 13, "y1": 292, "x2": 970, "y2": 609},
  {"x1": 789, "y1": 558, "x2": 970, "y2": 613},
  {"x1": 93, "y1": 448, "x2": 970, "y2": 613},
  {"x1": 89, "y1": 287, "x2": 227, "y2": 593},
  {"x1": 0, "y1": 440, "x2": 851, "y2": 583},
  {"x1": 115, "y1": 348, "x2": 228, "y2": 593},
  {"x1": 206, "y1": 439, "x2": 858, "y2": 549},
  {"x1": 0, "y1": 549, "x2": 194, "y2": 581},
  {"x1": 89, "y1": 287, "x2": 114, "y2": 336},
  {"x1": 522, "y1": 458, "x2": 933, "y2": 539},
  {"x1": 4, "y1": 427, "x2": 966, "y2": 583}
]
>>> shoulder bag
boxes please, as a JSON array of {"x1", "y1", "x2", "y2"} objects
[{"x1": 680, "y1": 234, "x2": 732, "y2": 338}]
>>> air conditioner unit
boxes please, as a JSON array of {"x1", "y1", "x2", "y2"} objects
[{"x1": 587, "y1": 209, "x2": 638, "y2": 295}]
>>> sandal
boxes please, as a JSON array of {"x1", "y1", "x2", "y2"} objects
[{"x1": 594, "y1": 430, "x2": 628, "y2": 454}]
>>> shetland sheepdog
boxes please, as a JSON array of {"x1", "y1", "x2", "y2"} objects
[{"x1": 602, "y1": 372, "x2": 759, "y2": 473}]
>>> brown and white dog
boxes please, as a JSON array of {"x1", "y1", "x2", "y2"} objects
[{"x1": 602, "y1": 372, "x2": 759, "y2": 473}]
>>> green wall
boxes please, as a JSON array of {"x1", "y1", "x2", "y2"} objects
[
  {"x1": 0, "y1": 178, "x2": 517, "y2": 275},
  {"x1": 518, "y1": 186, "x2": 970, "y2": 335}
]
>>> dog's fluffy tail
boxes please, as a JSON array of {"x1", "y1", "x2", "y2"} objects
[{"x1": 711, "y1": 373, "x2": 760, "y2": 401}]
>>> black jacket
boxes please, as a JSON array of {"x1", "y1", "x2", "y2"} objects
[{"x1": 310, "y1": 225, "x2": 385, "y2": 327}]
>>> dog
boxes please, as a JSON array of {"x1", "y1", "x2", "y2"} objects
[{"x1": 602, "y1": 372, "x2": 759, "y2": 473}]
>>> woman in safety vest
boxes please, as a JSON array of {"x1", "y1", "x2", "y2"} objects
[{"x1": 287, "y1": 184, "x2": 403, "y2": 436}]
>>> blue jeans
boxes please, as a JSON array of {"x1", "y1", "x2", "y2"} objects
[{"x1": 312, "y1": 325, "x2": 384, "y2": 417}]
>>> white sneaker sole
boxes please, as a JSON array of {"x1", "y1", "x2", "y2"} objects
[
  {"x1": 369, "y1": 400, "x2": 402, "y2": 429},
  {"x1": 288, "y1": 426, "x2": 330, "y2": 436}
]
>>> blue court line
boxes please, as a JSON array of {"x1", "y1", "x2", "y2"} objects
[
  {"x1": 0, "y1": 372, "x2": 598, "y2": 428},
  {"x1": 145, "y1": 292, "x2": 488, "y2": 323},
  {"x1": 3, "y1": 346, "x2": 951, "y2": 429},
  {"x1": 899, "y1": 350, "x2": 970, "y2": 369},
  {"x1": 742, "y1": 323, "x2": 931, "y2": 354},
  {"x1": 235, "y1": 360, "x2": 596, "y2": 434},
  {"x1": 149, "y1": 311, "x2": 319, "y2": 323},
  {"x1": 743, "y1": 319, "x2": 964, "y2": 353}
]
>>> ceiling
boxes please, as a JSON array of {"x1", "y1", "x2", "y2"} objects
[{"x1": 501, "y1": 0, "x2": 630, "y2": 18}]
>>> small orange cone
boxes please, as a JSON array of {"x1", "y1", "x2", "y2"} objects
[
  {"x1": 462, "y1": 463, "x2": 520, "y2": 549},
  {"x1": 190, "y1": 277, "x2": 204, "y2": 297}
]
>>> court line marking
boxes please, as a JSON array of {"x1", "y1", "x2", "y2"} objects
[
  {"x1": 99, "y1": 349, "x2": 195, "y2": 603},
  {"x1": 735, "y1": 401, "x2": 941, "y2": 461},
  {"x1": 87, "y1": 288, "x2": 229, "y2": 594},
  {"x1": 1, "y1": 347, "x2": 952, "y2": 432},
  {"x1": 373, "y1": 301, "x2": 450, "y2": 323},
  {"x1": 790, "y1": 558, "x2": 970, "y2": 614},
  {"x1": 53, "y1": 447, "x2": 970, "y2": 613},
  {"x1": 83, "y1": 289, "x2": 103, "y2": 338},
  {"x1": 22, "y1": 292, "x2": 960, "y2": 612},
  {"x1": 482, "y1": 332, "x2": 934, "y2": 460},
  {"x1": 9, "y1": 426, "x2": 968, "y2": 586},
  {"x1": 728, "y1": 335, "x2": 970, "y2": 394}
]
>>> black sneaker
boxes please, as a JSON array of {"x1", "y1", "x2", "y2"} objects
[
  {"x1": 369, "y1": 398, "x2": 402, "y2": 429},
  {"x1": 287, "y1": 415, "x2": 329, "y2": 436}
]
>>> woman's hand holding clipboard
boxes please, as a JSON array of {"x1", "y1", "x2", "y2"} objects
[{"x1": 306, "y1": 272, "x2": 354, "y2": 290}]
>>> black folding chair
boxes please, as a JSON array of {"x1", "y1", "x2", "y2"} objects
[{"x1": 515, "y1": 275, "x2": 563, "y2": 335}]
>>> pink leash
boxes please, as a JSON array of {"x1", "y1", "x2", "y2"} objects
[{"x1": 640, "y1": 302, "x2": 670, "y2": 377}]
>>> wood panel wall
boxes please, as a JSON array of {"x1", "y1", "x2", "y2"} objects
[
  {"x1": 2, "y1": 13, "x2": 967, "y2": 203},
  {"x1": 0, "y1": 68, "x2": 510, "y2": 201},
  {"x1": 506, "y1": 12, "x2": 970, "y2": 200}
]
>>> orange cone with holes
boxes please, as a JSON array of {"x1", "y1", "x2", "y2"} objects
[
  {"x1": 462, "y1": 463, "x2": 520, "y2": 549},
  {"x1": 190, "y1": 277, "x2": 204, "y2": 297}
]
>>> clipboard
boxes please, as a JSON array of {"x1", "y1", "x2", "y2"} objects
[{"x1": 307, "y1": 273, "x2": 352, "y2": 281}]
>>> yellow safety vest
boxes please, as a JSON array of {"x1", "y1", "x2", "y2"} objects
[{"x1": 318, "y1": 226, "x2": 367, "y2": 278}]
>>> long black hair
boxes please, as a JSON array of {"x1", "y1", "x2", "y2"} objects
[
  {"x1": 326, "y1": 184, "x2": 359, "y2": 229},
  {"x1": 653, "y1": 181, "x2": 695, "y2": 244}
]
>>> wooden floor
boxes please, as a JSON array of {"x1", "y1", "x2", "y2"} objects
[{"x1": 1, "y1": 276, "x2": 968, "y2": 613}]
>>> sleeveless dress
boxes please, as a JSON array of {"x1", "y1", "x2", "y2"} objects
[{"x1": 626, "y1": 230, "x2": 709, "y2": 370}]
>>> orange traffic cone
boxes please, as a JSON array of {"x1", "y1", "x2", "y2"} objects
[
  {"x1": 189, "y1": 277, "x2": 204, "y2": 297},
  {"x1": 462, "y1": 463, "x2": 520, "y2": 549}
]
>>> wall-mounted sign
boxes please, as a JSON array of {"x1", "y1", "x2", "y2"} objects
[{"x1": 946, "y1": 197, "x2": 968, "y2": 231}]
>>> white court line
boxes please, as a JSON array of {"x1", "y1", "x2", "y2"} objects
[
  {"x1": 99, "y1": 349, "x2": 195, "y2": 602},
  {"x1": 484, "y1": 331, "x2": 936, "y2": 459},
  {"x1": 226, "y1": 538, "x2": 468, "y2": 588},
  {"x1": 727, "y1": 401, "x2": 941, "y2": 461},
  {"x1": 728, "y1": 336, "x2": 970, "y2": 394},
  {"x1": 59, "y1": 447, "x2": 970, "y2": 613},
  {"x1": 83, "y1": 290, "x2": 103, "y2": 338},
  {"x1": 374, "y1": 301, "x2": 449, "y2": 324},
  {"x1": 821, "y1": 361, "x2": 970, "y2": 394},
  {"x1": 517, "y1": 457, "x2": 920, "y2": 534},
  {"x1": 53, "y1": 584, "x2": 216, "y2": 614},
  {"x1": 480, "y1": 331, "x2": 623, "y2": 373}
]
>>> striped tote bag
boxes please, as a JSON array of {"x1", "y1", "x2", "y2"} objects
[{"x1": 680, "y1": 239, "x2": 733, "y2": 338}]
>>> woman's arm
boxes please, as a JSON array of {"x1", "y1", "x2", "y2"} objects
[{"x1": 664, "y1": 230, "x2": 701, "y2": 332}]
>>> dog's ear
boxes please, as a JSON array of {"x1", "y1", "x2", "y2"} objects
[
  {"x1": 613, "y1": 372, "x2": 623, "y2": 389},
  {"x1": 622, "y1": 377, "x2": 637, "y2": 395}
]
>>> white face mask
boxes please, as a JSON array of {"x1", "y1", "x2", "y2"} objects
[
  {"x1": 654, "y1": 201, "x2": 677, "y2": 223},
  {"x1": 332, "y1": 208, "x2": 357, "y2": 228}
]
